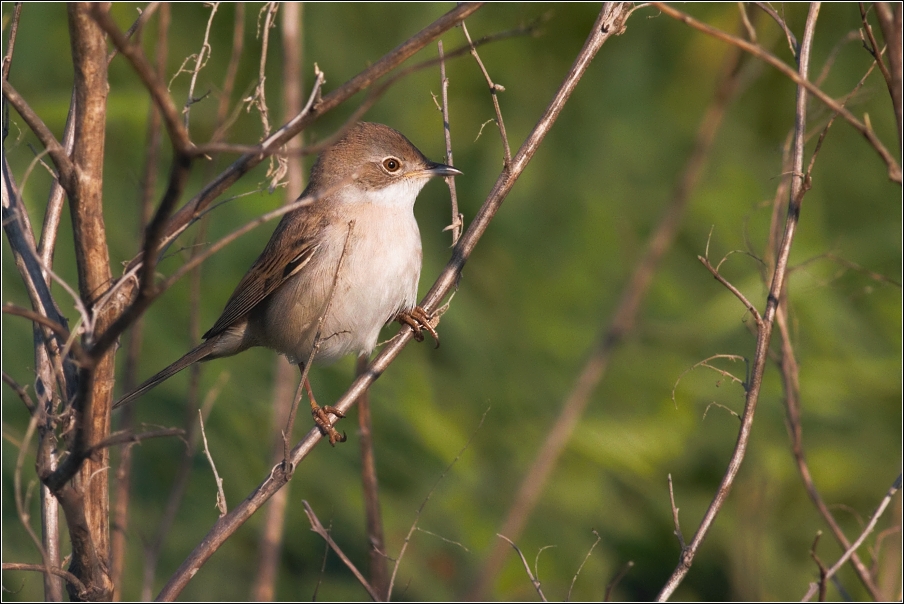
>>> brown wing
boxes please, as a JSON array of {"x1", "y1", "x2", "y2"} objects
[{"x1": 203, "y1": 210, "x2": 324, "y2": 340}]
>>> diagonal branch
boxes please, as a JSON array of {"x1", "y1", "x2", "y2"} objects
[
  {"x1": 154, "y1": 5, "x2": 633, "y2": 600},
  {"x1": 656, "y1": 4, "x2": 822, "y2": 599},
  {"x1": 652, "y1": 2, "x2": 902, "y2": 184}
]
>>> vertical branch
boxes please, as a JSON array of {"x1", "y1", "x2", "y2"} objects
[
  {"x1": 437, "y1": 40, "x2": 462, "y2": 245},
  {"x1": 656, "y1": 4, "x2": 822, "y2": 600},
  {"x1": 357, "y1": 355, "x2": 390, "y2": 598},
  {"x1": 111, "y1": 4, "x2": 171, "y2": 598},
  {"x1": 472, "y1": 27, "x2": 747, "y2": 600},
  {"x1": 157, "y1": 6, "x2": 633, "y2": 599},
  {"x1": 872, "y1": 3, "x2": 902, "y2": 151},
  {"x1": 58, "y1": 3, "x2": 115, "y2": 599},
  {"x1": 252, "y1": 3, "x2": 302, "y2": 600}
]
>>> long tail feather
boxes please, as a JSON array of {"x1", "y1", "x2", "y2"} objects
[{"x1": 114, "y1": 339, "x2": 218, "y2": 409}]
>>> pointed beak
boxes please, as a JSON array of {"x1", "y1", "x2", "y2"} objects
[{"x1": 415, "y1": 161, "x2": 463, "y2": 179}]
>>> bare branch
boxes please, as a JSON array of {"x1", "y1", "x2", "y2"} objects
[
  {"x1": 2, "y1": 562, "x2": 88, "y2": 599},
  {"x1": 303, "y1": 501, "x2": 381, "y2": 601},
  {"x1": 567, "y1": 530, "x2": 601, "y2": 601},
  {"x1": 155, "y1": 6, "x2": 630, "y2": 599},
  {"x1": 496, "y1": 535, "x2": 548, "y2": 602},
  {"x1": 653, "y1": 2, "x2": 902, "y2": 183},
  {"x1": 198, "y1": 410, "x2": 227, "y2": 517},
  {"x1": 461, "y1": 21, "x2": 511, "y2": 166},
  {"x1": 656, "y1": 5, "x2": 822, "y2": 599},
  {"x1": 437, "y1": 40, "x2": 463, "y2": 246},
  {"x1": 2, "y1": 80, "x2": 78, "y2": 190},
  {"x1": 474, "y1": 20, "x2": 745, "y2": 596},
  {"x1": 802, "y1": 475, "x2": 902, "y2": 601}
]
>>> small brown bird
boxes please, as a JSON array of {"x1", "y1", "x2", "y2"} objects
[{"x1": 116, "y1": 122, "x2": 461, "y2": 444}]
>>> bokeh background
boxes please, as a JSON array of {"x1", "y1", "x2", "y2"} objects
[{"x1": 3, "y1": 3, "x2": 900, "y2": 601}]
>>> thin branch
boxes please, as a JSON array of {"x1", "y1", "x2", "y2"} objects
[
  {"x1": 198, "y1": 410, "x2": 227, "y2": 517},
  {"x1": 303, "y1": 501, "x2": 381, "y2": 601},
  {"x1": 752, "y1": 2, "x2": 797, "y2": 55},
  {"x1": 859, "y1": 4, "x2": 893, "y2": 87},
  {"x1": 89, "y1": 5, "x2": 191, "y2": 154},
  {"x1": 357, "y1": 356, "x2": 389, "y2": 598},
  {"x1": 462, "y1": 21, "x2": 511, "y2": 166},
  {"x1": 155, "y1": 6, "x2": 630, "y2": 599},
  {"x1": 656, "y1": 5, "x2": 822, "y2": 599},
  {"x1": 496, "y1": 535, "x2": 548, "y2": 602},
  {"x1": 776, "y1": 301, "x2": 882, "y2": 598},
  {"x1": 567, "y1": 530, "x2": 601, "y2": 601},
  {"x1": 181, "y1": 2, "x2": 218, "y2": 132},
  {"x1": 437, "y1": 40, "x2": 462, "y2": 246},
  {"x1": 1, "y1": 562, "x2": 87, "y2": 599},
  {"x1": 86, "y1": 428, "x2": 184, "y2": 456},
  {"x1": 698, "y1": 253, "x2": 764, "y2": 324},
  {"x1": 388, "y1": 409, "x2": 489, "y2": 599},
  {"x1": 1, "y1": 2, "x2": 22, "y2": 83},
  {"x1": 802, "y1": 476, "x2": 902, "y2": 601},
  {"x1": 473, "y1": 21, "x2": 745, "y2": 597},
  {"x1": 2, "y1": 80, "x2": 78, "y2": 189},
  {"x1": 668, "y1": 474, "x2": 686, "y2": 551},
  {"x1": 604, "y1": 560, "x2": 635, "y2": 602},
  {"x1": 653, "y1": 2, "x2": 901, "y2": 184},
  {"x1": 3, "y1": 304, "x2": 90, "y2": 367}
]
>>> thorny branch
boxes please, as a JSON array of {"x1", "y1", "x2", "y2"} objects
[
  {"x1": 652, "y1": 2, "x2": 902, "y2": 184},
  {"x1": 656, "y1": 4, "x2": 822, "y2": 599}
]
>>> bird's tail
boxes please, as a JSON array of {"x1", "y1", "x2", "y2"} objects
[{"x1": 113, "y1": 339, "x2": 218, "y2": 409}]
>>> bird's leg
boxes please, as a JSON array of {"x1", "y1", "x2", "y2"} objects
[
  {"x1": 396, "y1": 306, "x2": 440, "y2": 348},
  {"x1": 302, "y1": 372, "x2": 346, "y2": 445}
]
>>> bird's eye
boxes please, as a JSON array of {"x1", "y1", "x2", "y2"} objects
[{"x1": 382, "y1": 157, "x2": 401, "y2": 173}]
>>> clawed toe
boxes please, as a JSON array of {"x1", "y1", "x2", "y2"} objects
[{"x1": 396, "y1": 306, "x2": 440, "y2": 348}]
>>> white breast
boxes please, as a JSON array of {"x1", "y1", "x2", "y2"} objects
[{"x1": 260, "y1": 200, "x2": 422, "y2": 366}]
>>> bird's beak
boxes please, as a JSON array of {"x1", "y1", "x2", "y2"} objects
[{"x1": 415, "y1": 161, "x2": 463, "y2": 179}]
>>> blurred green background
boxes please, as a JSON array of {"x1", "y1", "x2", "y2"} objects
[{"x1": 2, "y1": 3, "x2": 900, "y2": 601}]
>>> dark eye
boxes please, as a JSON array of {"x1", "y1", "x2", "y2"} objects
[{"x1": 382, "y1": 157, "x2": 401, "y2": 172}]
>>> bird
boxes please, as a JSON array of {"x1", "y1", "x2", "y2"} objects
[{"x1": 115, "y1": 122, "x2": 461, "y2": 444}]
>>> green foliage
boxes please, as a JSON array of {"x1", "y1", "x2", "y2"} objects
[{"x1": 2, "y1": 3, "x2": 900, "y2": 601}]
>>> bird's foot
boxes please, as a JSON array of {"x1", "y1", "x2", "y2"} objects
[
  {"x1": 312, "y1": 403, "x2": 346, "y2": 446},
  {"x1": 397, "y1": 306, "x2": 440, "y2": 348}
]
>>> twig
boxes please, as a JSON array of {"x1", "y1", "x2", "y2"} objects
[
  {"x1": 604, "y1": 560, "x2": 635, "y2": 601},
  {"x1": 858, "y1": 4, "x2": 893, "y2": 93},
  {"x1": 653, "y1": 2, "x2": 901, "y2": 184},
  {"x1": 437, "y1": 40, "x2": 463, "y2": 246},
  {"x1": 462, "y1": 21, "x2": 511, "y2": 166},
  {"x1": 156, "y1": 6, "x2": 629, "y2": 598},
  {"x1": 180, "y1": 2, "x2": 219, "y2": 131},
  {"x1": 472, "y1": 18, "x2": 745, "y2": 597},
  {"x1": 496, "y1": 535, "x2": 548, "y2": 601},
  {"x1": 198, "y1": 410, "x2": 227, "y2": 517},
  {"x1": 387, "y1": 409, "x2": 489, "y2": 599},
  {"x1": 801, "y1": 475, "x2": 902, "y2": 601},
  {"x1": 668, "y1": 474, "x2": 686, "y2": 551},
  {"x1": 752, "y1": 2, "x2": 797, "y2": 55},
  {"x1": 1, "y1": 562, "x2": 87, "y2": 599},
  {"x1": 2, "y1": 80, "x2": 78, "y2": 189},
  {"x1": 671, "y1": 354, "x2": 748, "y2": 408},
  {"x1": 303, "y1": 501, "x2": 381, "y2": 601},
  {"x1": 357, "y1": 356, "x2": 389, "y2": 598},
  {"x1": 808, "y1": 532, "x2": 828, "y2": 602},
  {"x1": 2, "y1": 305, "x2": 89, "y2": 367},
  {"x1": 776, "y1": 303, "x2": 883, "y2": 599},
  {"x1": 567, "y1": 530, "x2": 601, "y2": 601},
  {"x1": 656, "y1": 5, "x2": 822, "y2": 599},
  {"x1": 86, "y1": 428, "x2": 185, "y2": 455},
  {"x1": 140, "y1": 371, "x2": 227, "y2": 601},
  {"x1": 698, "y1": 255, "x2": 763, "y2": 325}
]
